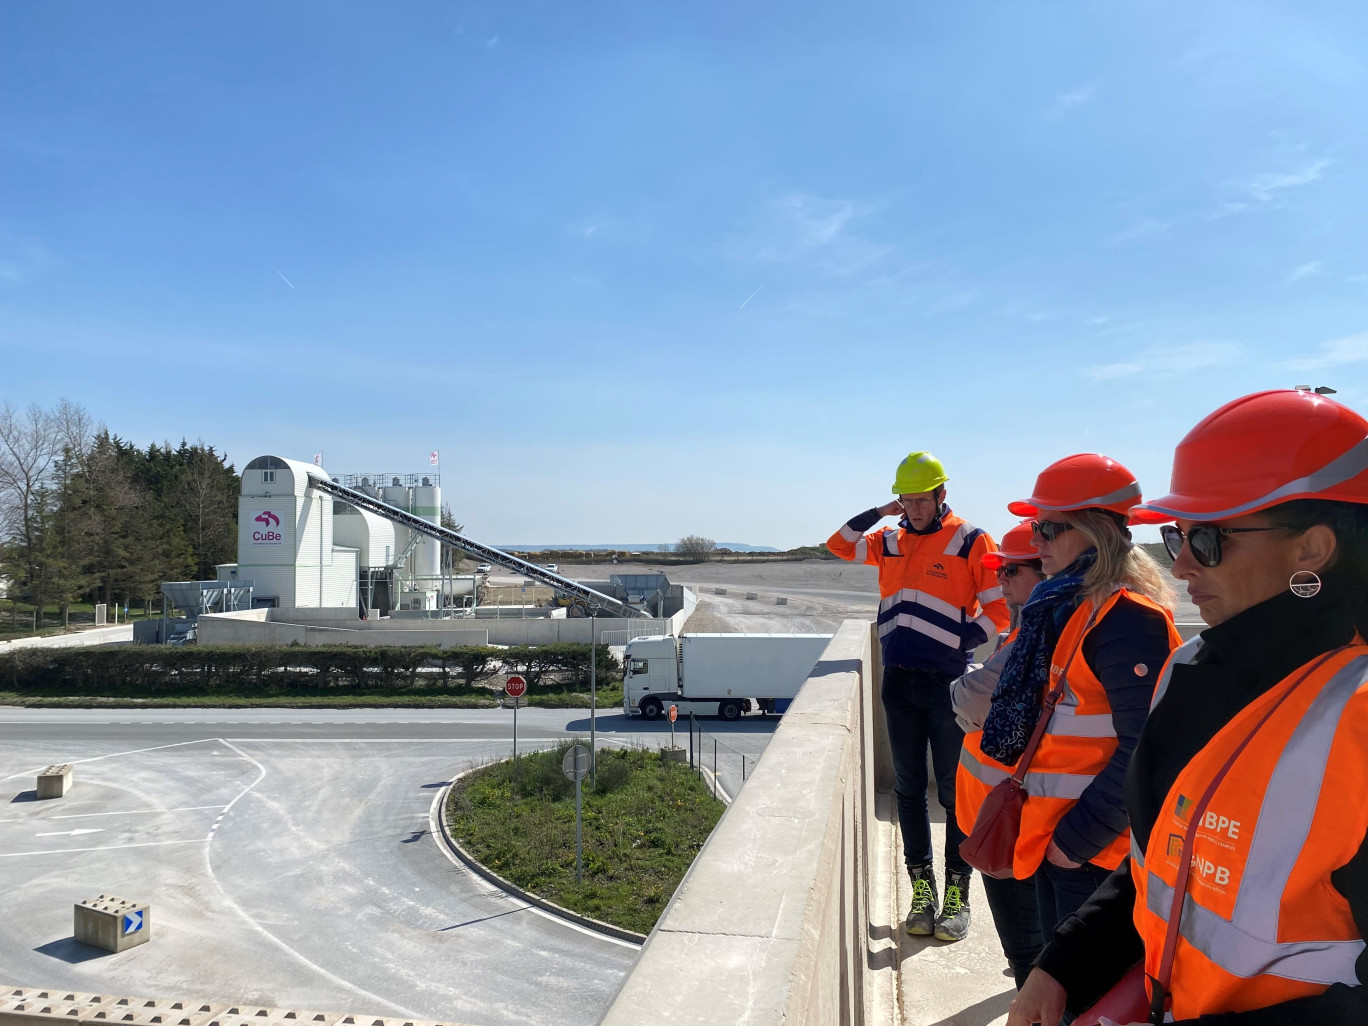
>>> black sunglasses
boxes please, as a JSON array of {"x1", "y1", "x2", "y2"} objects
[
  {"x1": 995, "y1": 562, "x2": 1033, "y2": 579},
  {"x1": 1031, "y1": 520, "x2": 1075, "y2": 542},
  {"x1": 1159, "y1": 523, "x2": 1289, "y2": 568}
]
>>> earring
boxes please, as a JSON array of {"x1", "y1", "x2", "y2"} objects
[{"x1": 1289, "y1": 570, "x2": 1322, "y2": 599}]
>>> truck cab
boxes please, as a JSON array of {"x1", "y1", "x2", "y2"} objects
[{"x1": 621, "y1": 635, "x2": 680, "y2": 720}]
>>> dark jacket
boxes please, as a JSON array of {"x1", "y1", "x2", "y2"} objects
[{"x1": 1035, "y1": 589, "x2": 1368, "y2": 1025}]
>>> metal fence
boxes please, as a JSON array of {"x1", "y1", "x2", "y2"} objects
[
  {"x1": 598, "y1": 621, "x2": 669, "y2": 648},
  {"x1": 684, "y1": 712, "x2": 755, "y2": 803}
]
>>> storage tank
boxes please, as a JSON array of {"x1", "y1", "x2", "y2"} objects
[
  {"x1": 382, "y1": 477, "x2": 412, "y2": 567},
  {"x1": 411, "y1": 477, "x2": 442, "y2": 580}
]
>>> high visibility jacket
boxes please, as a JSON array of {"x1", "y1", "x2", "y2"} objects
[
  {"x1": 1131, "y1": 642, "x2": 1368, "y2": 1019},
  {"x1": 828, "y1": 509, "x2": 1008, "y2": 677},
  {"x1": 956, "y1": 628, "x2": 1019, "y2": 837},
  {"x1": 960, "y1": 589, "x2": 1179, "y2": 878}
]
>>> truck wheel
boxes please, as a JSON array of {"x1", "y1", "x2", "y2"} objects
[
  {"x1": 719, "y1": 699, "x2": 742, "y2": 721},
  {"x1": 640, "y1": 697, "x2": 662, "y2": 721}
]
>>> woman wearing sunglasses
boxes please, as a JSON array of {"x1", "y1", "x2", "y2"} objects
[
  {"x1": 953, "y1": 519, "x2": 1049, "y2": 986},
  {"x1": 1009, "y1": 389, "x2": 1368, "y2": 1026},
  {"x1": 977, "y1": 455, "x2": 1180, "y2": 946}
]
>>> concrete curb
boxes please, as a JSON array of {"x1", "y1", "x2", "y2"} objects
[{"x1": 436, "y1": 764, "x2": 648, "y2": 946}]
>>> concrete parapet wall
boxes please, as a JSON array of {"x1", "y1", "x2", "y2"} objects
[
  {"x1": 0, "y1": 625, "x2": 133, "y2": 653},
  {"x1": 600, "y1": 618, "x2": 894, "y2": 1026}
]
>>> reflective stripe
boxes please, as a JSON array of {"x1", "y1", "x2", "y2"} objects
[
  {"x1": 883, "y1": 530, "x2": 900, "y2": 556},
  {"x1": 1033, "y1": 480, "x2": 1141, "y2": 512},
  {"x1": 879, "y1": 613, "x2": 960, "y2": 650},
  {"x1": 878, "y1": 587, "x2": 962, "y2": 622},
  {"x1": 1151, "y1": 636, "x2": 1203, "y2": 709},
  {"x1": 1147, "y1": 655, "x2": 1368, "y2": 986},
  {"x1": 955, "y1": 748, "x2": 1095, "y2": 798},
  {"x1": 1141, "y1": 436, "x2": 1368, "y2": 522},
  {"x1": 1147, "y1": 878, "x2": 1365, "y2": 986},
  {"x1": 839, "y1": 524, "x2": 861, "y2": 543},
  {"x1": 978, "y1": 586, "x2": 1004, "y2": 604},
  {"x1": 1047, "y1": 705, "x2": 1118, "y2": 738},
  {"x1": 854, "y1": 537, "x2": 868, "y2": 562},
  {"x1": 1131, "y1": 834, "x2": 1145, "y2": 869},
  {"x1": 958, "y1": 746, "x2": 1009, "y2": 786},
  {"x1": 971, "y1": 612, "x2": 996, "y2": 640},
  {"x1": 943, "y1": 524, "x2": 968, "y2": 555}
]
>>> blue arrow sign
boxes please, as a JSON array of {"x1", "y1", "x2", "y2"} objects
[{"x1": 123, "y1": 910, "x2": 143, "y2": 935}]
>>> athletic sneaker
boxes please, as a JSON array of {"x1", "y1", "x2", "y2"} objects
[
  {"x1": 905, "y1": 865, "x2": 939, "y2": 936},
  {"x1": 934, "y1": 871, "x2": 972, "y2": 942}
]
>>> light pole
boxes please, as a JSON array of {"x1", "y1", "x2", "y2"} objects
[{"x1": 589, "y1": 615, "x2": 597, "y2": 784}]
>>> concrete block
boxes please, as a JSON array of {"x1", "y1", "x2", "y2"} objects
[
  {"x1": 84, "y1": 998, "x2": 226, "y2": 1026},
  {"x1": 714, "y1": 588, "x2": 727, "y2": 595},
  {"x1": 745, "y1": 592, "x2": 758, "y2": 600},
  {"x1": 73, "y1": 895, "x2": 150, "y2": 953},
  {"x1": 0, "y1": 989, "x2": 107, "y2": 1026},
  {"x1": 36, "y1": 765, "x2": 72, "y2": 799},
  {"x1": 660, "y1": 746, "x2": 687, "y2": 763},
  {"x1": 775, "y1": 597, "x2": 788, "y2": 605}
]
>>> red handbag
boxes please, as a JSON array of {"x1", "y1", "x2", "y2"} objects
[{"x1": 1073, "y1": 647, "x2": 1347, "y2": 1026}]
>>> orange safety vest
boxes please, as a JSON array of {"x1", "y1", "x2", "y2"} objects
[
  {"x1": 1132, "y1": 643, "x2": 1368, "y2": 1019},
  {"x1": 1011, "y1": 589, "x2": 1180, "y2": 879},
  {"x1": 956, "y1": 627, "x2": 1020, "y2": 837}
]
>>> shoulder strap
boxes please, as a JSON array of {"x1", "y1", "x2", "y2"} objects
[
  {"x1": 1146, "y1": 645, "x2": 1351, "y2": 1025},
  {"x1": 1009, "y1": 601, "x2": 1101, "y2": 783}
]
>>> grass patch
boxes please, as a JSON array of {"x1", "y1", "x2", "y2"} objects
[{"x1": 446, "y1": 742, "x2": 723, "y2": 935}]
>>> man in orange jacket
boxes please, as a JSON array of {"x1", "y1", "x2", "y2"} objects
[{"x1": 828, "y1": 452, "x2": 1009, "y2": 941}]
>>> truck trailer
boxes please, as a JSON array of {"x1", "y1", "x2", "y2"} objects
[{"x1": 622, "y1": 632, "x2": 833, "y2": 721}]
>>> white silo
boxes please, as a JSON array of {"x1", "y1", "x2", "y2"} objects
[
  {"x1": 382, "y1": 477, "x2": 412, "y2": 569},
  {"x1": 412, "y1": 477, "x2": 442, "y2": 581}
]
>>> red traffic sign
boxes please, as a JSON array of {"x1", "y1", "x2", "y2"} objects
[
  {"x1": 505, "y1": 675, "x2": 527, "y2": 698},
  {"x1": 668, "y1": 704, "x2": 678, "y2": 723}
]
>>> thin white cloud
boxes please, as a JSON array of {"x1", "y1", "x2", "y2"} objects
[
  {"x1": 485, "y1": 35, "x2": 499, "y2": 48},
  {"x1": 745, "y1": 191, "x2": 890, "y2": 277},
  {"x1": 1109, "y1": 219, "x2": 1170, "y2": 247},
  {"x1": 1285, "y1": 260, "x2": 1324, "y2": 284},
  {"x1": 1243, "y1": 158, "x2": 1331, "y2": 204},
  {"x1": 1283, "y1": 331, "x2": 1368, "y2": 371},
  {"x1": 1048, "y1": 83, "x2": 1097, "y2": 119},
  {"x1": 1082, "y1": 341, "x2": 1240, "y2": 381},
  {"x1": 1084, "y1": 361, "x2": 1143, "y2": 381}
]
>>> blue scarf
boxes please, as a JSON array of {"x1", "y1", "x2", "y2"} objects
[{"x1": 979, "y1": 551, "x2": 1096, "y2": 764}]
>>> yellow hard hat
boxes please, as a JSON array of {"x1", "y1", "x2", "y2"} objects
[{"x1": 892, "y1": 452, "x2": 948, "y2": 495}]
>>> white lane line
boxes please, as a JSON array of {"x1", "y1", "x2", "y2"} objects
[
  {"x1": 35, "y1": 828, "x2": 102, "y2": 837},
  {"x1": 0, "y1": 805, "x2": 228, "y2": 824},
  {"x1": 0, "y1": 838, "x2": 204, "y2": 858},
  {"x1": 219, "y1": 737, "x2": 533, "y2": 743},
  {"x1": 0, "y1": 738, "x2": 221, "y2": 785},
  {"x1": 199, "y1": 740, "x2": 421, "y2": 1017},
  {"x1": 425, "y1": 787, "x2": 640, "y2": 952}
]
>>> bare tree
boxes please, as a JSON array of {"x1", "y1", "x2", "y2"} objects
[{"x1": 674, "y1": 535, "x2": 717, "y2": 562}]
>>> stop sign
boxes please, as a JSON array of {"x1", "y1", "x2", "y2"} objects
[
  {"x1": 668, "y1": 704, "x2": 678, "y2": 723},
  {"x1": 505, "y1": 675, "x2": 527, "y2": 698}
]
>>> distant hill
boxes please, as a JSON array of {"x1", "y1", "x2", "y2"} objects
[{"x1": 492, "y1": 542, "x2": 781, "y2": 553}]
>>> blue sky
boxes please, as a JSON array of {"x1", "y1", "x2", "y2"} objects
[{"x1": 3, "y1": 1, "x2": 1366, "y2": 548}]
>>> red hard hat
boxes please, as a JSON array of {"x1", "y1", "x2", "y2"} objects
[
  {"x1": 1008, "y1": 453, "x2": 1144, "y2": 519},
  {"x1": 1134, "y1": 389, "x2": 1368, "y2": 523},
  {"x1": 981, "y1": 519, "x2": 1041, "y2": 571}
]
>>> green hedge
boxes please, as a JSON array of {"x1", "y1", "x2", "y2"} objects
[{"x1": 0, "y1": 643, "x2": 620, "y2": 694}]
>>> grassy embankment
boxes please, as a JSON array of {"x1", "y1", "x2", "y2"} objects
[{"x1": 446, "y1": 742, "x2": 723, "y2": 935}]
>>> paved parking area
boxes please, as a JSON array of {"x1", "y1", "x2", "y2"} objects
[{"x1": 0, "y1": 709, "x2": 778, "y2": 1025}]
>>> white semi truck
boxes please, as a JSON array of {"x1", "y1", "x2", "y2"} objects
[{"x1": 621, "y1": 632, "x2": 833, "y2": 721}]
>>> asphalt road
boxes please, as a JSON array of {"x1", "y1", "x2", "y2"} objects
[{"x1": 0, "y1": 707, "x2": 778, "y2": 1026}]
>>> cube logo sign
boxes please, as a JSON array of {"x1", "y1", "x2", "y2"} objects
[{"x1": 251, "y1": 509, "x2": 283, "y2": 545}]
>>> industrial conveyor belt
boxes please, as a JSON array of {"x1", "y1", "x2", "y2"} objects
[{"x1": 309, "y1": 475, "x2": 640, "y2": 618}]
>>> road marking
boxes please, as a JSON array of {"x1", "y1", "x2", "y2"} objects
[
  {"x1": 0, "y1": 838, "x2": 205, "y2": 858},
  {"x1": 0, "y1": 737, "x2": 220, "y2": 785},
  {"x1": 0, "y1": 804, "x2": 228, "y2": 824},
  {"x1": 35, "y1": 828, "x2": 103, "y2": 837},
  {"x1": 425, "y1": 786, "x2": 640, "y2": 951}
]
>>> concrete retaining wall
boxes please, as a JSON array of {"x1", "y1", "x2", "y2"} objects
[
  {"x1": 600, "y1": 619, "x2": 894, "y2": 1026},
  {"x1": 0, "y1": 625, "x2": 133, "y2": 653}
]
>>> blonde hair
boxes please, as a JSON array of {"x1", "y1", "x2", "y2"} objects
[{"x1": 1062, "y1": 509, "x2": 1176, "y2": 612}]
